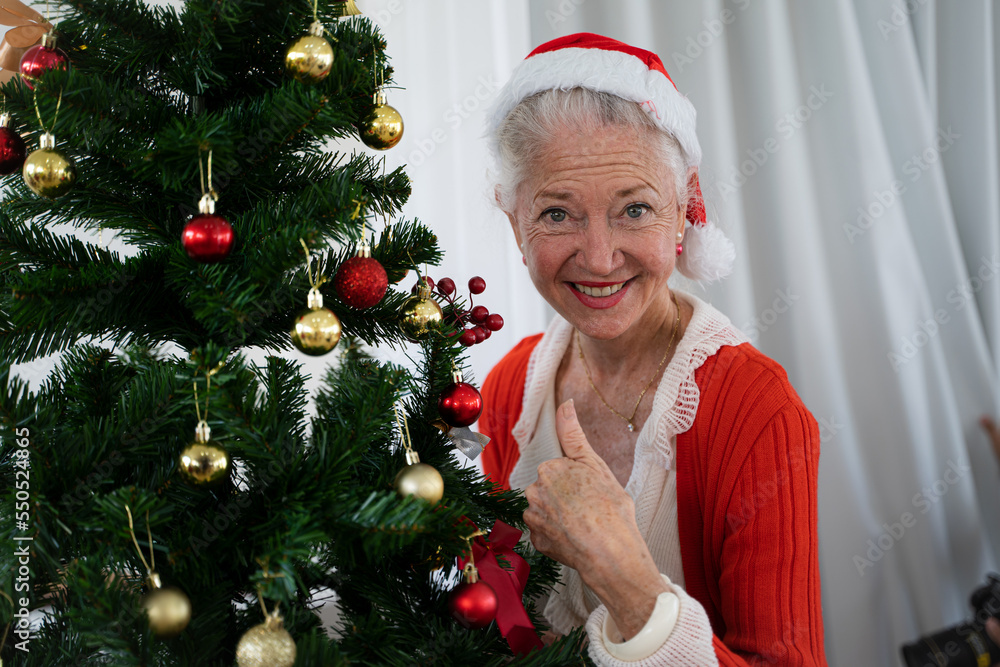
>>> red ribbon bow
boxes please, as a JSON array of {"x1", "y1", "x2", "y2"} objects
[
  {"x1": 0, "y1": 0, "x2": 52, "y2": 83},
  {"x1": 459, "y1": 520, "x2": 543, "y2": 656}
]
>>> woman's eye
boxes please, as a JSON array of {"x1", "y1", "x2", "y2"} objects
[
  {"x1": 625, "y1": 204, "x2": 647, "y2": 219},
  {"x1": 544, "y1": 209, "x2": 567, "y2": 223}
]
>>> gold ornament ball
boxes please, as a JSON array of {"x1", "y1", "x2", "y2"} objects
[
  {"x1": 360, "y1": 103, "x2": 404, "y2": 150},
  {"x1": 284, "y1": 34, "x2": 334, "y2": 84},
  {"x1": 236, "y1": 622, "x2": 297, "y2": 667},
  {"x1": 394, "y1": 462, "x2": 444, "y2": 504},
  {"x1": 23, "y1": 147, "x2": 76, "y2": 198},
  {"x1": 178, "y1": 441, "x2": 229, "y2": 486},
  {"x1": 142, "y1": 586, "x2": 192, "y2": 638},
  {"x1": 291, "y1": 306, "x2": 342, "y2": 355},
  {"x1": 398, "y1": 294, "x2": 443, "y2": 342}
]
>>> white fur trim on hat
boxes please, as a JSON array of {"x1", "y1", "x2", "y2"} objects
[
  {"x1": 486, "y1": 47, "x2": 701, "y2": 168},
  {"x1": 677, "y1": 220, "x2": 735, "y2": 282}
]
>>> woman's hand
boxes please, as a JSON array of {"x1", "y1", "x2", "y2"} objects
[{"x1": 523, "y1": 399, "x2": 668, "y2": 638}]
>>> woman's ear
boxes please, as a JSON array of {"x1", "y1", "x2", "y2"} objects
[
  {"x1": 506, "y1": 211, "x2": 523, "y2": 250},
  {"x1": 681, "y1": 167, "x2": 699, "y2": 235}
]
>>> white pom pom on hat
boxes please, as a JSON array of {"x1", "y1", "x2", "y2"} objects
[{"x1": 487, "y1": 32, "x2": 734, "y2": 282}]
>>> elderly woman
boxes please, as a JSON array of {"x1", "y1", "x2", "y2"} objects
[{"x1": 479, "y1": 34, "x2": 827, "y2": 666}]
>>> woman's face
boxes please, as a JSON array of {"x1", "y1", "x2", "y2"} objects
[{"x1": 506, "y1": 123, "x2": 686, "y2": 341}]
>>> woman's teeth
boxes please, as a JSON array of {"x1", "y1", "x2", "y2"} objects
[{"x1": 574, "y1": 282, "x2": 625, "y2": 297}]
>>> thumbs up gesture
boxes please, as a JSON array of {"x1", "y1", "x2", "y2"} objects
[{"x1": 523, "y1": 400, "x2": 667, "y2": 636}]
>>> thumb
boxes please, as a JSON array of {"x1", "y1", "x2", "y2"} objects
[{"x1": 556, "y1": 399, "x2": 596, "y2": 460}]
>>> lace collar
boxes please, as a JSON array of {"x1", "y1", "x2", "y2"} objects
[{"x1": 510, "y1": 291, "x2": 750, "y2": 473}]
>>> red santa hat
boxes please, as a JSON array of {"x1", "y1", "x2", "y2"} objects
[{"x1": 487, "y1": 32, "x2": 734, "y2": 282}]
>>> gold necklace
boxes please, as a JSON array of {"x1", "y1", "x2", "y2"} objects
[{"x1": 577, "y1": 292, "x2": 681, "y2": 432}]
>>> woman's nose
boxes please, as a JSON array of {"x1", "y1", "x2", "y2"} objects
[{"x1": 575, "y1": 221, "x2": 619, "y2": 276}]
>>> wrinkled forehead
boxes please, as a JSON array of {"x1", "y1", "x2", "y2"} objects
[{"x1": 516, "y1": 125, "x2": 680, "y2": 206}]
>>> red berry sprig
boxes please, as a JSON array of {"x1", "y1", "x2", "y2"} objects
[{"x1": 433, "y1": 275, "x2": 504, "y2": 346}]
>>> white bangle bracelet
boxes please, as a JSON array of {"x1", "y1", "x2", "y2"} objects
[{"x1": 601, "y1": 575, "x2": 680, "y2": 662}]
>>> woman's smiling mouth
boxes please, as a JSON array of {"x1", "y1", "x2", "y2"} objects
[{"x1": 572, "y1": 281, "x2": 628, "y2": 297}]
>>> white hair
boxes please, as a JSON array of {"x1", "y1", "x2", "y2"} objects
[{"x1": 491, "y1": 87, "x2": 691, "y2": 215}]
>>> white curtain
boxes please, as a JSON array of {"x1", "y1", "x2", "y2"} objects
[{"x1": 363, "y1": 1, "x2": 1000, "y2": 664}]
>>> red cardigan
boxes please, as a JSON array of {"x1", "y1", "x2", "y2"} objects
[{"x1": 480, "y1": 335, "x2": 827, "y2": 666}]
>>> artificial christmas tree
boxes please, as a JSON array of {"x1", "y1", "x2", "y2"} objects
[{"x1": 0, "y1": 1, "x2": 589, "y2": 664}]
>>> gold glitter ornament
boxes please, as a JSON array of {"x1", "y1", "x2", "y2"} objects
[
  {"x1": 236, "y1": 612, "x2": 296, "y2": 667},
  {"x1": 284, "y1": 21, "x2": 334, "y2": 84},
  {"x1": 359, "y1": 91, "x2": 404, "y2": 150}
]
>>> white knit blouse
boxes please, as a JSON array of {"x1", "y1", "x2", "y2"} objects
[{"x1": 507, "y1": 291, "x2": 749, "y2": 666}]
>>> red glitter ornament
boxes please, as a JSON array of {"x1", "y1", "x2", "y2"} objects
[
  {"x1": 334, "y1": 243, "x2": 388, "y2": 308},
  {"x1": 438, "y1": 369, "x2": 484, "y2": 427},
  {"x1": 182, "y1": 195, "x2": 233, "y2": 262},
  {"x1": 449, "y1": 565, "x2": 498, "y2": 630},
  {"x1": 19, "y1": 33, "x2": 69, "y2": 89},
  {"x1": 0, "y1": 114, "x2": 26, "y2": 175}
]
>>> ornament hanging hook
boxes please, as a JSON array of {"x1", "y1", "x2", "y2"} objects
[
  {"x1": 192, "y1": 361, "x2": 224, "y2": 426},
  {"x1": 198, "y1": 148, "x2": 218, "y2": 202},
  {"x1": 460, "y1": 529, "x2": 486, "y2": 569},
  {"x1": 125, "y1": 504, "x2": 155, "y2": 575},
  {"x1": 370, "y1": 33, "x2": 384, "y2": 92},
  {"x1": 299, "y1": 238, "x2": 326, "y2": 290},
  {"x1": 350, "y1": 198, "x2": 364, "y2": 221},
  {"x1": 351, "y1": 198, "x2": 370, "y2": 247},
  {"x1": 253, "y1": 558, "x2": 286, "y2": 621},
  {"x1": 32, "y1": 87, "x2": 62, "y2": 135},
  {"x1": 393, "y1": 403, "x2": 414, "y2": 455},
  {"x1": 402, "y1": 249, "x2": 419, "y2": 278}
]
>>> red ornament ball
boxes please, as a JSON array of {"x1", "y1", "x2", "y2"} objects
[
  {"x1": 468, "y1": 276, "x2": 486, "y2": 295},
  {"x1": 182, "y1": 214, "x2": 234, "y2": 262},
  {"x1": 449, "y1": 580, "x2": 498, "y2": 630},
  {"x1": 438, "y1": 381, "x2": 484, "y2": 427},
  {"x1": 473, "y1": 327, "x2": 486, "y2": 344},
  {"x1": 485, "y1": 314, "x2": 504, "y2": 331},
  {"x1": 334, "y1": 256, "x2": 388, "y2": 308},
  {"x1": 0, "y1": 126, "x2": 26, "y2": 175},
  {"x1": 19, "y1": 44, "x2": 69, "y2": 88}
]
